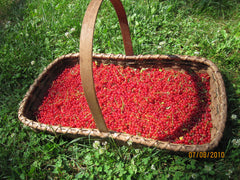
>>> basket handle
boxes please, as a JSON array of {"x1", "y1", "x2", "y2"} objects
[{"x1": 79, "y1": 0, "x2": 133, "y2": 132}]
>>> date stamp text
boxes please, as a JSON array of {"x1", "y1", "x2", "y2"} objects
[{"x1": 188, "y1": 152, "x2": 225, "y2": 158}]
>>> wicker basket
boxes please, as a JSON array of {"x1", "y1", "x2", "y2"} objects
[{"x1": 18, "y1": 0, "x2": 227, "y2": 152}]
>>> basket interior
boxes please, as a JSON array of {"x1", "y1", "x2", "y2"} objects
[{"x1": 22, "y1": 55, "x2": 225, "y2": 146}]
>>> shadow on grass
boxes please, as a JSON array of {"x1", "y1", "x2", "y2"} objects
[
  {"x1": 175, "y1": 0, "x2": 239, "y2": 19},
  {"x1": 215, "y1": 72, "x2": 240, "y2": 152},
  {"x1": 0, "y1": 0, "x2": 26, "y2": 51},
  {"x1": 173, "y1": 70, "x2": 239, "y2": 156},
  {"x1": 169, "y1": 71, "x2": 239, "y2": 157},
  {"x1": 0, "y1": 0, "x2": 26, "y2": 24}
]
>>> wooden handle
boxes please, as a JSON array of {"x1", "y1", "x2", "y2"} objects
[{"x1": 79, "y1": 0, "x2": 133, "y2": 132}]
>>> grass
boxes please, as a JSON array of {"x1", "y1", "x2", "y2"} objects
[{"x1": 0, "y1": 0, "x2": 240, "y2": 179}]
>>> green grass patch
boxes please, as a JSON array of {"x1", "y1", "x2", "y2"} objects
[{"x1": 0, "y1": 0, "x2": 240, "y2": 179}]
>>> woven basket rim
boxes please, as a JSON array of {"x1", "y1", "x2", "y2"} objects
[{"x1": 18, "y1": 53, "x2": 227, "y2": 152}]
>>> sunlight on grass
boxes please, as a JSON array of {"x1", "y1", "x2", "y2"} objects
[{"x1": 0, "y1": 0, "x2": 239, "y2": 179}]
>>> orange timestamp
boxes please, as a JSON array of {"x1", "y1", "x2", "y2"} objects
[{"x1": 188, "y1": 152, "x2": 225, "y2": 158}]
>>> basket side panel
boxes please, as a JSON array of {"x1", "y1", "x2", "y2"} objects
[{"x1": 208, "y1": 69, "x2": 227, "y2": 148}]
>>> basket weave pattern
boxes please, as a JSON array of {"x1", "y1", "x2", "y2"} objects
[
  {"x1": 18, "y1": 0, "x2": 227, "y2": 152},
  {"x1": 18, "y1": 52, "x2": 227, "y2": 152}
]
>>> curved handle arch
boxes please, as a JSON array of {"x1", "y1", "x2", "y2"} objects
[{"x1": 79, "y1": 0, "x2": 133, "y2": 132}]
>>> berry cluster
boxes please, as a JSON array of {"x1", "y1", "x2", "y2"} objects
[{"x1": 37, "y1": 62, "x2": 212, "y2": 145}]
